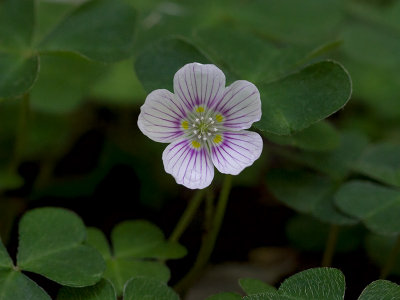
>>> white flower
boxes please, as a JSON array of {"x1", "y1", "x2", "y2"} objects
[{"x1": 138, "y1": 63, "x2": 263, "y2": 189}]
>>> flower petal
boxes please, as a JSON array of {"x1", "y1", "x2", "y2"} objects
[
  {"x1": 173, "y1": 63, "x2": 225, "y2": 110},
  {"x1": 212, "y1": 80, "x2": 261, "y2": 130},
  {"x1": 138, "y1": 89, "x2": 189, "y2": 143},
  {"x1": 163, "y1": 139, "x2": 214, "y2": 189},
  {"x1": 210, "y1": 130, "x2": 263, "y2": 175}
]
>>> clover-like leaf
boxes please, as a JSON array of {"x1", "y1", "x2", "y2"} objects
[
  {"x1": 0, "y1": 240, "x2": 13, "y2": 270},
  {"x1": 0, "y1": 270, "x2": 51, "y2": 300},
  {"x1": 86, "y1": 221, "x2": 186, "y2": 296},
  {"x1": 227, "y1": 0, "x2": 343, "y2": 45},
  {"x1": 281, "y1": 131, "x2": 368, "y2": 181},
  {"x1": 17, "y1": 207, "x2": 105, "y2": 287},
  {"x1": 30, "y1": 52, "x2": 106, "y2": 113},
  {"x1": 267, "y1": 169, "x2": 356, "y2": 225},
  {"x1": 0, "y1": 239, "x2": 52, "y2": 300},
  {"x1": 342, "y1": 22, "x2": 400, "y2": 70},
  {"x1": 244, "y1": 268, "x2": 345, "y2": 300},
  {"x1": 239, "y1": 278, "x2": 277, "y2": 295},
  {"x1": 354, "y1": 143, "x2": 400, "y2": 188},
  {"x1": 255, "y1": 61, "x2": 352, "y2": 135},
  {"x1": 57, "y1": 279, "x2": 117, "y2": 300},
  {"x1": 0, "y1": 0, "x2": 39, "y2": 99},
  {"x1": 123, "y1": 277, "x2": 179, "y2": 300},
  {"x1": 279, "y1": 268, "x2": 345, "y2": 300},
  {"x1": 265, "y1": 121, "x2": 340, "y2": 152},
  {"x1": 112, "y1": 220, "x2": 186, "y2": 259},
  {"x1": 358, "y1": 280, "x2": 400, "y2": 300},
  {"x1": 0, "y1": 52, "x2": 39, "y2": 99},
  {"x1": 38, "y1": 0, "x2": 137, "y2": 63},
  {"x1": 206, "y1": 292, "x2": 242, "y2": 300},
  {"x1": 335, "y1": 180, "x2": 400, "y2": 235},
  {"x1": 135, "y1": 37, "x2": 212, "y2": 93}
]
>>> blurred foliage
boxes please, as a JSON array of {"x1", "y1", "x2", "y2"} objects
[{"x1": 1, "y1": 0, "x2": 400, "y2": 297}]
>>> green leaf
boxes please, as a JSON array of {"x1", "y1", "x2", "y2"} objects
[
  {"x1": 135, "y1": 37, "x2": 212, "y2": 93},
  {"x1": 279, "y1": 268, "x2": 345, "y2": 300},
  {"x1": 239, "y1": 278, "x2": 277, "y2": 295},
  {"x1": 39, "y1": 0, "x2": 137, "y2": 63},
  {"x1": 286, "y1": 215, "x2": 363, "y2": 253},
  {"x1": 358, "y1": 280, "x2": 400, "y2": 300},
  {"x1": 17, "y1": 207, "x2": 105, "y2": 287},
  {"x1": 206, "y1": 292, "x2": 242, "y2": 300},
  {"x1": 86, "y1": 228, "x2": 112, "y2": 260},
  {"x1": 0, "y1": 53, "x2": 39, "y2": 99},
  {"x1": 354, "y1": 143, "x2": 400, "y2": 188},
  {"x1": 227, "y1": 0, "x2": 343, "y2": 45},
  {"x1": 193, "y1": 25, "x2": 341, "y2": 84},
  {"x1": 0, "y1": 0, "x2": 34, "y2": 48},
  {"x1": 342, "y1": 22, "x2": 400, "y2": 70},
  {"x1": 265, "y1": 121, "x2": 340, "y2": 151},
  {"x1": 123, "y1": 277, "x2": 179, "y2": 300},
  {"x1": 255, "y1": 61, "x2": 352, "y2": 135},
  {"x1": 57, "y1": 279, "x2": 117, "y2": 300},
  {"x1": 0, "y1": 240, "x2": 13, "y2": 269},
  {"x1": 365, "y1": 234, "x2": 400, "y2": 276},
  {"x1": 280, "y1": 131, "x2": 368, "y2": 180},
  {"x1": 86, "y1": 221, "x2": 185, "y2": 296},
  {"x1": 267, "y1": 169, "x2": 356, "y2": 225},
  {"x1": 0, "y1": 0, "x2": 39, "y2": 99},
  {"x1": 89, "y1": 59, "x2": 146, "y2": 105},
  {"x1": 0, "y1": 270, "x2": 51, "y2": 300},
  {"x1": 112, "y1": 220, "x2": 186, "y2": 259},
  {"x1": 335, "y1": 180, "x2": 400, "y2": 235},
  {"x1": 105, "y1": 258, "x2": 170, "y2": 295},
  {"x1": 193, "y1": 26, "x2": 302, "y2": 83},
  {"x1": 30, "y1": 52, "x2": 106, "y2": 113},
  {"x1": 244, "y1": 268, "x2": 345, "y2": 300}
]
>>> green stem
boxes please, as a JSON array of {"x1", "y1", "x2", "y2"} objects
[
  {"x1": 380, "y1": 235, "x2": 400, "y2": 279},
  {"x1": 321, "y1": 224, "x2": 340, "y2": 267},
  {"x1": 10, "y1": 93, "x2": 30, "y2": 172},
  {"x1": 169, "y1": 189, "x2": 206, "y2": 243},
  {"x1": 175, "y1": 175, "x2": 233, "y2": 293}
]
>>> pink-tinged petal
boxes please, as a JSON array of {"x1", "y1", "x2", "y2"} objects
[
  {"x1": 138, "y1": 89, "x2": 189, "y2": 143},
  {"x1": 162, "y1": 139, "x2": 214, "y2": 189},
  {"x1": 210, "y1": 131, "x2": 263, "y2": 175},
  {"x1": 173, "y1": 62, "x2": 225, "y2": 109},
  {"x1": 212, "y1": 80, "x2": 261, "y2": 130}
]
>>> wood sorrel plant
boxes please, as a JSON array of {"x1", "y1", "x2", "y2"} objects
[{"x1": 1, "y1": 0, "x2": 400, "y2": 299}]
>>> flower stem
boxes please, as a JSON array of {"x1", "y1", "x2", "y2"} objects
[
  {"x1": 169, "y1": 189, "x2": 206, "y2": 243},
  {"x1": 380, "y1": 235, "x2": 400, "y2": 279},
  {"x1": 175, "y1": 175, "x2": 233, "y2": 293},
  {"x1": 321, "y1": 224, "x2": 340, "y2": 267},
  {"x1": 10, "y1": 93, "x2": 30, "y2": 172}
]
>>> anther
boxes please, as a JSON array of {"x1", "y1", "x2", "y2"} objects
[
  {"x1": 203, "y1": 137, "x2": 207, "y2": 140},
  {"x1": 214, "y1": 128, "x2": 218, "y2": 131},
  {"x1": 201, "y1": 117, "x2": 204, "y2": 120},
  {"x1": 196, "y1": 118, "x2": 199, "y2": 122},
  {"x1": 198, "y1": 135, "x2": 201, "y2": 139},
  {"x1": 207, "y1": 133, "x2": 211, "y2": 136},
  {"x1": 194, "y1": 130, "x2": 197, "y2": 134}
]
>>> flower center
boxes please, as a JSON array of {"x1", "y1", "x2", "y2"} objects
[
  {"x1": 192, "y1": 116, "x2": 218, "y2": 141},
  {"x1": 181, "y1": 106, "x2": 224, "y2": 147}
]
